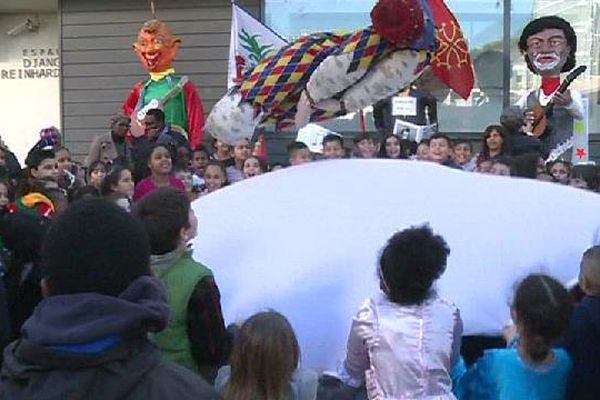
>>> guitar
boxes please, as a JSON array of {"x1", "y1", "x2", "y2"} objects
[
  {"x1": 130, "y1": 76, "x2": 189, "y2": 137},
  {"x1": 530, "y1": 65, "x2": 587, "y2": 138}
]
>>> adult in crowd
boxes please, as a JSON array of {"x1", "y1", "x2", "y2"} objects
[
  {"x1": 0, "y1": 199, "x2": 219, "y2": 399},
  {"x1": 477, "y1": 125, "x2": 511, "y2": 165},
  {"x1": 85, "y1": 114, "x2": 132, "y2": 168},
  {"x1": 499, "y1": 107, "x2": 542, "y2": 157},
  {"x1": 131, "y1": 108, "x2": 190, "y2": 181}
]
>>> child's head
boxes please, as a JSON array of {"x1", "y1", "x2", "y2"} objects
[
  {"x1": 511, "y1": 274, "x2": 571, "y2": 363},
  {"x1": 579, "y1": 246, "x2": 600, "y2": 296},
  {"x1": 354, "y1": 133, "x2": 377, "y2": 158},
  {"x1": 269, "y1": 162, "x2": 284, "y2": 172},
  {"x1": 242, "y1": 156, "x2": 265, "y2": 179},
  {"x1": 287, "y1": 141, "x2": 312, "y2": 166},
  {"x1": 233, "y1": 138, "x2": 251, "y2": 163},
  {"x1": 379, "y1": 224, "x2": 450, "y2": 305},
  {"x1": 172, "y1": 163, "x2": 193, "y2": 193},
  {"x1": 428, "y1": 134, "x2": 453, "y2": 164},
  {"x1": 380, "y1": 133, "x2": 403, "y2": 159},
  {"x1": 101, "y1": 164, "x2": 134, "y2": 198},
  {"x1": 55, "y1": 147, "x2": 72, "y2": 177},
  {"x1": 489, "y1": 156, "x2": 512, "y2": 176},
  {"x1": 87, "y1": 160, "x2": 107, "y2": 188},
  {"x1": 225, "y1": 311, "x2": 299, "y2": 400},
  {"x1": 453, "y1": 141, "x2": 473, "y2": 166},
  {"x1": 213, "y1": 138, "x2": 232, "y2": 158},
  {"x1": 25, "y1": 147, "x2": 58, "y2": 182},
  {"x1": 42, "y1": 199, "x2": 150, "y2": 297},
  {"x1": 322, "y1": 134, "x2": 344, "y2": 159},
  {"x1": 191, "y1": 145, "x2": 209, "y2": 177},
  {"x1": 68, "y1": 184, "x2": 100, "y2": 204},
  {"x1": 569, "y1": 165, "x2": 599, "y2": 191},
  {"x1": 203, "y1": 160, "x2": 227, "y2": 193},
  {"x1": 416, "y1": 139, "x2": 429, "y2": 160},
  {"x1": 548, "y1": 160, "x2": 571, "y2": 184},
  {"x1": 509, "y1": 152, "x2": 539, "y2": 179},
  {"x1": 134, "y1": 187, "x2": 197, "y2": 255},
  {"x1": 146, "y1": 144, "x2": 172, "y2": 177}
]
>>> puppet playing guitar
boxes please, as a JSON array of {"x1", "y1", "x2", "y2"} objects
[
  {"x1": 530, "y1": 65, "x2": 586, "y2": 138},
  {"x1": 517, "y1": 16, "x2": 584, "y2": 158},
  {"x1": 129, "y1": 76, "x2": 189, "y2": 138}
]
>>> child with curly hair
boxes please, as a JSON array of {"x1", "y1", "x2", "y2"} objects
[{"x1": 339, "y1": 224, "x2": 462, "y2": 399}]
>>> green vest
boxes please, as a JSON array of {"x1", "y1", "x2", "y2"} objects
[
  {"x1": 151, "y1": 248, "x2": 213, "y2": 371},
  {"x1": 143, "y1": 76, "x2": 188, "y2": 133}
]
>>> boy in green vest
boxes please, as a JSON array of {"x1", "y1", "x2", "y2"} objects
[{"x1": 134, "y1": 188, "x2": 228, "y2": 383}]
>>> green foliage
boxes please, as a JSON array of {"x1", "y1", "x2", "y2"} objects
[{"x1": 239, "y1": 28, "x2": 275, "y2": 64}]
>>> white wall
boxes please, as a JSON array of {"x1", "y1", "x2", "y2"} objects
[{"x1": 0, "y1": 13, "x2": 60, "y2": 163}]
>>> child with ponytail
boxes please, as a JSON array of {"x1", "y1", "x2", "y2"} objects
[{"x1": 456, "y1": 273, "x2": 572, "y2": 399}]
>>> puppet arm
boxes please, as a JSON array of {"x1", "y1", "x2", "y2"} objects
[
  {"x1": 184, "y1": 81, "x2": 205, "y2": 149},
  {"x1": 122, "y1": 81, "x2": 144, "y2": 116}
]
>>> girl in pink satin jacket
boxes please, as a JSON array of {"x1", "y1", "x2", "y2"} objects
[{"x1": 340, "y1": 224, "x2": 462, "y2": 400}]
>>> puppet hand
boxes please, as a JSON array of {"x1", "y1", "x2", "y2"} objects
[
  {"x1": 295, "y1": 91, "x2": 312, "y2": 129},
  {"x1": 130, "y1": 117, "x2": 146, "y2": 138},
  {"x1": 553, "y1": 90, "x2": 572, "y2": 106}
]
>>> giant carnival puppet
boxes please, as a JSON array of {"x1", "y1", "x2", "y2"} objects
[
  {"x1": 122, "y1": 20, "x2": 204, "y2": 148},
  {"x1": 205, "y1": 0, "x2": 475, "y2": 145},
  {"x1": 516, "y1": 16, "x2": 585, "y2": 159}
]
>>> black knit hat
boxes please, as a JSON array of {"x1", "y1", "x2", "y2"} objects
[
  {"x1": 518, "y1": 16, "x2": 577, "y2": 73},
  {"x1": 25, "y1": 146, "x2": 55, "y2": 169},
  {"x1": 42, "y1": 198, "x2": 151, "y2": 296}
]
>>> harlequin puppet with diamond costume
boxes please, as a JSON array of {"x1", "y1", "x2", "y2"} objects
[
  {"x1": 122, "y1": 20, "x2": 205, "y2": 148},
  {"x1": 206, "y1": 0, "x2": 475, "y2": 145}
]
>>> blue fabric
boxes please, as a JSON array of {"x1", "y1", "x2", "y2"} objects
[
  {"x1": 455, "y1": 348, "x2": 572, "y2": 400},
  {"x1": 49, "y1": 334, "x2": 122, "y2": 354}
]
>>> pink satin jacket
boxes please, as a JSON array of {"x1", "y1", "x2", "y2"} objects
[{"x1": 340, "y1": 293, "x2": 462, "y2": 400}]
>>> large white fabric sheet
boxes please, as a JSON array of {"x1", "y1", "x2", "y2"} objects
[{"x1": 192, "y1": 159, "x2": 600, "y2": 370}]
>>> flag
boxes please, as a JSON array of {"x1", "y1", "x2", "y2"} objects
[
  {"x1": 228, "y1": 2, "x2": 287, "y2": 89},
  {"x1": 428, "y1": 0, "x2": 475, "y2": 100}
]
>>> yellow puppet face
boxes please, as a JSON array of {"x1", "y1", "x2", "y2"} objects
[{"x1": 133, "y1": 20, "x2": 181, "y2": 73}]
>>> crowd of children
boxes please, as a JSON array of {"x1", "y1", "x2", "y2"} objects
[{"x1": 0, "y1": 108, "x2": 599, "y2": 399}]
